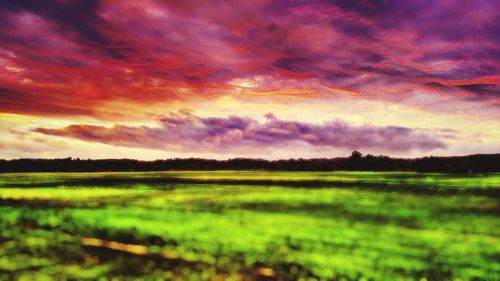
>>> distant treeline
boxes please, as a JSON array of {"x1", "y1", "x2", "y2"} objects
[{"x1": 0, "y1": 152, "x2": 498, "y2": 173}]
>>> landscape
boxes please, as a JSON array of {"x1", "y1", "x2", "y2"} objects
[
  {"x1": 1, "y1": 169, "x2": 499, "y2": 280},
  {"x1": 1, "y1": 0, "x2": 499, "y2": 280}
]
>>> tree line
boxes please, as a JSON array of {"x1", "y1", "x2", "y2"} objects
[{"x1": 0, "y1": 152, "x2": 498, "y2": 173}]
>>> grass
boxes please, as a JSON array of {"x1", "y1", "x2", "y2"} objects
[{"x1": 0, "y1": 171, "x2": 499, "y2": 280}]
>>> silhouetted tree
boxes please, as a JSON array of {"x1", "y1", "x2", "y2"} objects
[
  {"x1": 0, "y1": 153, "x2": 498, "y2": 173},
  {"x1": 350, "y1": 151, "x2": 362, "y2": 159}
]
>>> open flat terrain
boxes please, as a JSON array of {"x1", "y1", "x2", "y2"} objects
[{"x1": 0, "y1": 171, "x2": 499, "y2": 280}]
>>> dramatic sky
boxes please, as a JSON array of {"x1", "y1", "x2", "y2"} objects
[{"x1": 1, "y1": 0, "x2": 499, "y2": 159}]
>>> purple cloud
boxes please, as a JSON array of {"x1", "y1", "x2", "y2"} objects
[
  {"x1": 33, "y1": 112, "x2": 448, "y2": 154},
  {"x1": 1, "y1": 0, "x2": 499, "y2": 119}
]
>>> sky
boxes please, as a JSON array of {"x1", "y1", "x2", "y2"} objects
[{"x1": 0, "y1": 0, "x2": 499, "y2": 159}]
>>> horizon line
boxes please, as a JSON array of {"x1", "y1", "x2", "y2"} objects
[{"x1": 2, "y1": 152, "x2": 499, "y2": 162}]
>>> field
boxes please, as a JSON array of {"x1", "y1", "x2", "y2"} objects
[{"x1": 0, "y1": 171, "x2": 499, "y2": 280}]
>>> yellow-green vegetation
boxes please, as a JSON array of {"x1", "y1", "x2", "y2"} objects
[{"x1": 0, "y1": 171, "x2": 499, "y2": 280}]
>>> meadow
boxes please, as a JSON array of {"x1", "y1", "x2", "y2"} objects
[{"x1": 0, "y1": 171, "x2": 498, "y2": 280}]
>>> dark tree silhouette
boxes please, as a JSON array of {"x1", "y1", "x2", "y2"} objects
[
  {"x1": 350, "y1": 151, "x2": 362, "y2": 159},
  {"x1": 0, "y1": 152, "x2": 498, "y2": 173}
]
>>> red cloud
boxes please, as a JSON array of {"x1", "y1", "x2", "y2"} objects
[{"x1": 0, "y1": 0, "x2": 498, "y2": 118}]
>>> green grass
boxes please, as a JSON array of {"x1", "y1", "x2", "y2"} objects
[{"x1": 0, "y1": 171, "x2": 498, "y2": 280}]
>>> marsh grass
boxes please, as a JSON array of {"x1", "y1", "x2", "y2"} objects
[{"x1": 0, "y1": 171, "x2": 498, "y2": 280}]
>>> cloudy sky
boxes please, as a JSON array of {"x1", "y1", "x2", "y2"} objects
[{"x1": 0, "y1": 0, "x2": 499, "y2": 159}]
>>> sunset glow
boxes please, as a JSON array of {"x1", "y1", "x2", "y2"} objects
[{"x1": 1, "y1": 0, "x2": 499, "y2": 159}]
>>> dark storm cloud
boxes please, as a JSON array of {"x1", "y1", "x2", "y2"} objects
[
  {"x1": 458, "y1": 84, "x2": 500, "y2": 97},
  {"x1": 0, "y1": 0, "x2": 128, "y2": 58}
]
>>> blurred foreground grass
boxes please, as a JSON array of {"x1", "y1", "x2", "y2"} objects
[{"x1": 0, "y1": 171, "x2": 499, "y2": 280}]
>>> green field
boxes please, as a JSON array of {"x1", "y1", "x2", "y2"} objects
[{"x1": 0, "y1": 171, "x2": 499, "y2": 280}]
